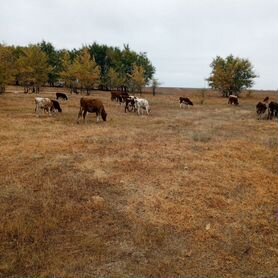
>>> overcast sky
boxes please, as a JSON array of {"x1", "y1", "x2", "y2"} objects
[{"x1": 1, "y1": 0, "x2": 277, "y2": 89}]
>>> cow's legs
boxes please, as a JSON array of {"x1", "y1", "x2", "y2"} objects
[
  {"x1": 96, "y1": 112, "x2": 100, "y2": 122},
  {"x1": 77, "y1": 107, "x2": 83, "y2": 123},
  {"x1": 82, "y1": 110, "x2": 87, "y2": 123},
  {"x1": 35, "y1": 104, "x2": 40, "y2": 116}
]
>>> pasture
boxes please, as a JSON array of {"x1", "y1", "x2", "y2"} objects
[{"x1": 0, "y1": 87, "x2": 278, "y2": 278}]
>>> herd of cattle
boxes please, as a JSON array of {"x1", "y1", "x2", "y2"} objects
[{"x1": 33, "y1": 91, "x2": 278, "y2": 122}]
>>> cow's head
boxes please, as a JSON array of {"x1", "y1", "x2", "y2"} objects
[{"x1": 101, "y1": 109, "x2": 107, "y2": 121}]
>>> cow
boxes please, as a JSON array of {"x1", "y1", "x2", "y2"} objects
[
  {"x1": 256, "y1": 102, "x2": 267, "y2": 119},
  {"x1": 111, "y1": 91, "x2": 129, "y2": 103},
  {"x1": 118, "y1": 94, "x2": 130, "y2": 105},
  {"x1": 124, "y1": 96, "x2": 137, "y2": 113},
  {"x1": 268, "y1": 101, "x2": 278, "y2": 120},
  {"x1": 77, "y1": 98, "x2": 107, "y2": 123},
  {"x1": 51, "y1": 100, "x2": 62, "y2": 112},
  {"x1": 228, "y1": 95, "x2": 239, "y2": 105},
  {"x1": 56, "y1": 92, "x2": 68, "y2": 101},
  {"x1": 179, "y1": 97, "x2": 193, "y2": 108},
  {"x1": 35, "y1": 97, "x2": 53, "y2": 116},
  {"x1": 134, "y1": 98, "x2": 150, "y2": 115}
]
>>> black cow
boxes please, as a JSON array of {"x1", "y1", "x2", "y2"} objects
[
  {"x1": 179, "y1": 97, "x2": 193, "y2": 108},
  {"x1": 268, "y1": 101, "x2": 278, "y2": 120},
  {"x1": 51, "y1": 100, "x2": 62, "y2": 112},
  {"x1": 124, "y1": 96, "x2": 137, "y2": 112},
  {"x1": 256, "y1": 102, "x2": 267, "y2": 119},
  {"x1": 228, "y1": 95, "x2": 239, "y2": 105},
  {"x1": 56, "y1": 92, "x2": 68, "y2": 101}
]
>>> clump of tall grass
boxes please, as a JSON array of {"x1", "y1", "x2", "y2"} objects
[
  {"x1": 199, "y1": 89, "x2": 207, "y2": 105},
  {"x1": 192, "y1": 131, "x2": 212, "y2": 143}
]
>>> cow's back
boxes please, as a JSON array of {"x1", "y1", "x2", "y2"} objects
[{"x1": 80, "y1": 98, "x2": 104, "y2": 110}]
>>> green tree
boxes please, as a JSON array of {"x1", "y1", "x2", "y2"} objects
[
  {"x1": 17, "y1": 45, "x2": 52, "y2": 93},
  {"x1": 39, "y1": 41, "x2": 62, "y2": 86},
  {"x1": 0, "y1": 45, "x2": 17, "y2": 93},
  {"x1": 207, "y1": 55, "x2": 257, "y2": 97},
  {"x1": 136, "y1": 51, "x2": 155, "y2": 84}
]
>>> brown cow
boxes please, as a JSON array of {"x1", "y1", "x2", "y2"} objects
[
  {"x1": 77, "y1": 98, "x2": 107, "y2": 123},
  {"x1": 111, "y1": 91, "x2": 129, "y2": 104}
]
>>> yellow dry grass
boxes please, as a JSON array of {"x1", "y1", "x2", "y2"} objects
[{"x1": 0, "y1": 87, "x2": 278, "y2": 278}]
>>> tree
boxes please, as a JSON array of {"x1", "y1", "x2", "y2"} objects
[
  {"x1": 129, "y1": 64, "x2": 146, "y2": 95},
  {"x1": 60, "y1": 51, "x2": 77, "y2": 92},
  {"x1": 0, "y1": 45, "x2": 17, "y2": 93},
  {"x1": 17, "y1": 45, "x2": 51, "y2": 93},
  {"x1": 72, "y1": 48, "x2": 101, "y2": 94},
  {"x1": 39, "y1": 41, "x2": 62, "y2": 86},
  {"x1": 151, "y1": 78, "x2": 161, "y2": 96},
  {"x1": 107, "y1": 68, "x2": 123, "y2": 90},
  {"x1": 207, "y1": 55, "x2": 257, "y2": 97},
  {"x1": 0, "y1": 42, "x2": 156, "y2": 93}
]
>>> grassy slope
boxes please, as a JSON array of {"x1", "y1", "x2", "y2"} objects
[{"x1": 0, "y1": 88, "x2": 278, "y2": 278}]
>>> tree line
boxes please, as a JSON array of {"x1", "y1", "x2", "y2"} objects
[
  {"x1": 0, "y1": 41, "x2": 155, "y2": 94},
  {"x1": 0, "y1": 40, "x2": 258, "y2": 96}
]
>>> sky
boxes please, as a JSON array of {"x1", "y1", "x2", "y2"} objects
[{"x1": 1, "y1": 0, "x2": 278, "y2": 89}]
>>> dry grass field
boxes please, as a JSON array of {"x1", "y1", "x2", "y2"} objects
[{"x1": 0, "y1": 87, "x2": 278, "y2": 278}]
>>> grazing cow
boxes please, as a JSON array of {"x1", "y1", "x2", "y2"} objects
[
  {"x1": 268, "y1": 101, "x2": 278, "y2": 120},
  {"x1": 35, "y1": 97, "x2": 53, "y2": 116},
  {"x1": 111, "y1": 91, "x2": 129, "y2": 103},
  {"x1": 228, "y1": 95, "x2": 239, "y2": 105},
  {"x1": 124, "y1": 96, "x2": 137, "y2": 113},
  {"x1": 51, "y1": 100, "x2": 62, "y2": 112},
  {"x1": 56, "y1": 92, "x2": 68, "y2": 101},
  {"x1": 118, "y1": 94, "x2": 130, "y2": 105},
  {"x1": 179, "y1": 97, "x2": 193, "y2": 108},
  {"x1": 77, "y1": 98, "x2": 107, "y2": 123},
  {"x1": 256, "y1": 102, "x2": 267, "y2": 119},
  {"x1": 134, "y1": 98, "x2": 150, "y2": 115}
]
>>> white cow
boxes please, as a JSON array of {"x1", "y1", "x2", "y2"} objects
[
  {"x1": 134, "y1": 98, "x2": 150, "y2": 115},
  {"x1": 35, "y1": 97, "x2": 53, "y2": 116}
]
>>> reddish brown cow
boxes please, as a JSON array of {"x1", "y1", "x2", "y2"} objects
[{"x1": 77, "y1": 98, "x2": 107, "y2": 123}]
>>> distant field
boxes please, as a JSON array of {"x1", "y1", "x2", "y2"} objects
[{"x1": 0, "y1": 87, "x2": 278, "y2": 278}]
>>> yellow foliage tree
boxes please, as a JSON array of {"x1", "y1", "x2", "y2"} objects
[
  {"x1": 60, "y1": 51, "x2": 77, "y2": 93},
  {"x1": 107, "y1": 68, "x2": 125, "y2": 90},
  {"x1": 73, "y1": 48, "x2": 101, "y2": 94},
  {"x1": 129, "y1": 65, "x2": 146, "y2": 95},
  {"x1": 17, "y1": 45, "x2": 51, "y2": 93},
  {"x1": 0, "y1": 45, "x2": 16, "y2": 93}
]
